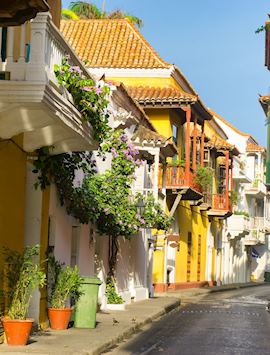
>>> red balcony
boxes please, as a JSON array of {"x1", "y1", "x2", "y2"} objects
[
  {"x1": 206, "y1": 193, "x2": 232, "y2": 217},
  {"x1": 159, "y1": 165, "x2": 203, "y2": 200}
]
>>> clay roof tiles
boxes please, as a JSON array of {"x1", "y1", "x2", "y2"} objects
[
  {"x1": 60, "y1": 19, "x2": 171, "y2": 69},
  {"x1": 127, "y1": 86, "x2": 197, "y2": 105},
  {"x1": 246, "y1": 143, "x2": 266, "y2": 153}
]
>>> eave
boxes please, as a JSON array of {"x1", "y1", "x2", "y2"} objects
[{"x1": 0, "y1": 0, "x2": 49, "y2": 26}]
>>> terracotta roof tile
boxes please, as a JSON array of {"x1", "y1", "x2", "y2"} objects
[
  {"x1": 127, "y1": 86, "x2": 197, "y2": 105},
  {"x1": 246, "y1": 143, "x2": 266, "y2": 153},
  {"x1": 205, "y1": 135, "x2": 235, "y2": 151},
  {"x1": 132, "y1": 126, "x2": 177, "y2": 156},
  {"x1": 60, "y1": 19, "x2": 170, "y2": 69}
]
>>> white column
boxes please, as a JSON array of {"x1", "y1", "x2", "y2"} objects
[
  {"x1": 153, "y1": 148, "x2": 160, "y2": 201},
  {"x1": 26, "y1": 12, "x2": 51, "y2": 82},
  {"x1": 163, "y1": 236, "x2": 168, "y2": 285},
  {"x1": 24, "y1": 162, "x2": 43, "y2": 322},
  {"x1": 18, "y1": 23, "x2": 26, "y2": 63},
  {"x1": 0, "y1": 28, "x2": 2, "y2": 64},
  {"x1": 6, "y1": 27, "x2": 14, "y2": 64}
]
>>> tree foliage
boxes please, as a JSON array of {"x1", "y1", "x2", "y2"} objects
[{"x1": 62, "y1": 1, "x2": 143, "y2": 28}]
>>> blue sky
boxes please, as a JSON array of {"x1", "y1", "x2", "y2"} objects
[{"x1": 62, "y1": 0, "x2": 270, "y2": 145}]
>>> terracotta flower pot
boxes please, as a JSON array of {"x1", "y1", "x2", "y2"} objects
[
  {"x1": 48, "y1": 308, "x2": 72, "y2": 330},
  {"x1": 2, "y1": 318, "x2": 34, "y2": 346}
]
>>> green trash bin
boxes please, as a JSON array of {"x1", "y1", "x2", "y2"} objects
[
  {"x1": 74, "y1": 276, "x2": 102, "y2": 328},
  {"x1": 264, "y1": 271, "x2": 270, "y2": 283}
]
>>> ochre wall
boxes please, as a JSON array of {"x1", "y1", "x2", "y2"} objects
[
  {"x1": 109, "y1": 76, "x2": 183, "y2": 90},
  {"x1": 0, "y1": 138, "x2": 26, "y2": 314}
]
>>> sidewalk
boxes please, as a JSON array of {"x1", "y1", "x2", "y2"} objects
[
  {"x1": 0, "y1": 297, "x2": 180, "y2": 355},
  {"x1": 0, "y1": 282, "x2": 265, "y2": 355}
]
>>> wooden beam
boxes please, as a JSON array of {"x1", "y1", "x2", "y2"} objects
[
  {"x1": 200, "y1": 120, "x2": 205, "y2": 166},
  {"x1": 192, "y1": 113, "x2": 197, "y2": 171},
  {"x1": 225, "y1": 150, "x2": 229, "y2": 210},
  {"x1": 169, "y1": 193, "x2": 182, "y2": 218},
  {"x1": 185, "y1": 107, "x2": 191, "y2": 184}
]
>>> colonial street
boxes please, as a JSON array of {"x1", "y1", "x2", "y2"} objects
[{"x1": 107, "y1": 285, "x2": 270, "y2": 355}]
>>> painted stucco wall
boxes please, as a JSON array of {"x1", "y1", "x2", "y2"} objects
[{"x1": 0, "y1": 139, "x2": 26, "y2": 314}]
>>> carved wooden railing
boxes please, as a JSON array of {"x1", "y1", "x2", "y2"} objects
[{"x1": 159, "y1": 165, "x2": 202, "y2": 193}]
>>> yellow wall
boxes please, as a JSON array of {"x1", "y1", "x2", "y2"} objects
[
  {"x1": 109, "y1": 73, "x2": 225, "y2": 287},
  {"x1": 109, "y1": 76, "x2": 183, "y2": 90},
  {"x1": 175, "y1": 203, "x2": 208, "y2": 283},
  {"x1": 0, "y1": 138, "x2": 26, "y2": 314}
]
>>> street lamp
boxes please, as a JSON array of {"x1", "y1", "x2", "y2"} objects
[{"x1": 136, "y1": 196, "x2": 145, "y2": 216}]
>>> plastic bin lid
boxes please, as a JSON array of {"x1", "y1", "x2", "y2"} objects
[{"x1": 81, "y1": 276, "x2": 102, "y2": 285}]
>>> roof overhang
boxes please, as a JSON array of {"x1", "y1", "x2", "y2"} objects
[{"x1": 0, "y1": 0, "x2": 49, "y2": 26}]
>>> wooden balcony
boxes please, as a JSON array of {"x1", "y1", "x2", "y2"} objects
[
  {"x1": 207, "y1": 193, "x2": 232, "y2": 218},
  {"x1": 159, "y1": 165, "x2": 203, "y2": 200}
]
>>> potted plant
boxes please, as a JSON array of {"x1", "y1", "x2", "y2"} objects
[
  {"x1": 48, "y1": 257, "x2": 83, "y2": 330},
  {"x1": 1, "y1": 245, "x2": 46, "y2": 346},
  {"x1": 105, "y1": 277, "x2": 125, "y2": 311}
]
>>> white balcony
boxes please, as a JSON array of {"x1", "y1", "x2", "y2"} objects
[
  {"x1": 233, "y1": 167, "x2": 251, "y2": 183},
  {"x1": 226, "y1": 214, "x2": 249, "y2": 239},
  {"x1": 249, "y1": 217, "x2": 270, "y2": 233},
  {"x1": 244, "y1": 229, "x2": 266, "y2": 246},
  {"x1": 244, "y1": 178, "x2": 267, "y2": 196},
  {"x1": 0, "y1": 12, "x2": 97, "y2": 154}
]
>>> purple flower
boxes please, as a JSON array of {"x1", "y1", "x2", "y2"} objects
[
  {"x1": 82, "y1": 86, "x2": 92, "y2": 92},
  {"x1": 135, "y1": 159, "x2": 142, "y2": 166},
  {"x1": 104, "y1": 208, "x2": 110, "y2": 213},
  {"x1": 120, "y1": 133, "x2": 128, "y2": 142},
  {"x1": 140, "y1": 218, "x2": 145, "y2": 225},
  {"x1": 128, "y1": 143, "x2": 135, "y2": 150},
  {"x1": 119, "y1": 220, "x2": 123, "y2": 225},
  {"x1": 69, "y1": 66, "x2": 82, "y2": 73},
  {"x1": 127, "y1": 155, "x2": 133, "y2": 161},
  {"x1": 94, "y1": 87, "x2": 103, "y2": 94}
]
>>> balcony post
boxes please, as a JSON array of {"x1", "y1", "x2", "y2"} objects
[
  {"x1": 185, "y1": 107, "x2": 191, "y2": 184},
  {"x1": 0, "y1": 28, "x2": 2, "y2": 64},
  {"x1": 230, "y1": 156, "x2": 233, "y2": 191},
  {"x1": 162, "y1": 163, "x2": 167, "y2": 197},
  {"x1": 6, "y1": 27, "x2": 14, "y2": 64},
  {"x1": 192, "y1": 113, "x2": 197, "y2": 171},
  {"x1": 25, "y1": 12, "x2": 51, "y2": 82},
  {"x1": 225, "y1": 150, "x2": 229, "y2": 210},
  {"x1": 200, "y1": 120, "x2": 205, "y2": 166}
]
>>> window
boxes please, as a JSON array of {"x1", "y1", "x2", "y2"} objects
[{"x1": 172, "y1": 124, "x2": 178, "y2": 146}]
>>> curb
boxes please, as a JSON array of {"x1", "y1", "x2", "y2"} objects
[
  {"x1": 208, "y1": 282, "x2": 266, "y2": 294},
  {"x1": 91, "y1": 299, "x2": 181, "y2": 355}
]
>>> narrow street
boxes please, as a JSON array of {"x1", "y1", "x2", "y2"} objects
[{"x1": 106, "y1": 285, "x2": 270, "y2": 355}]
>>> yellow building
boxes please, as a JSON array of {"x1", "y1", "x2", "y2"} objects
[
  {"x1": 0, "y1": 6, "x2": 97, "y2": 328},
  {"x1": 61, "y1": 18, "x2": 238, "y2": 290}
]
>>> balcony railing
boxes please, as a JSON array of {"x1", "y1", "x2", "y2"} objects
[
  {"x1": 158, "y1": 165, "x2": 202, "y2": 193},
  {"x1": 0, "y1": 12, "x2": 89, "y2": 83},
  {"x1": 203, "y1": 193, "x2": 231, "y2": 211}
]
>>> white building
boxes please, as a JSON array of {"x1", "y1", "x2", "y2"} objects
[
  {"x1": 212, "y1": 111, "x2": 270, "y2": 283},
  {"x1": 49, "y1": 81, "x2": 176, "y2": 310}
]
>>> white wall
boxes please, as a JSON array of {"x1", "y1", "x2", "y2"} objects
[{"x1": 49, "y1": 185, "x2": 95, "y2": 274}]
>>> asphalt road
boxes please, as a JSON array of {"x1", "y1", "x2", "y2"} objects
[{"x1": 106, "y1": 285, "x2": 270, "y2": 355}]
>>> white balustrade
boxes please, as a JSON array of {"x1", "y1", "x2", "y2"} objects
[{"x1": 0, "y1": 12, "x2": 89, "y2": 83}]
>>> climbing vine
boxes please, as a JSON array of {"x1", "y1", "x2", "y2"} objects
[
  {"x1": 54, "y1": 58, "x2": 112, "y2": 143},
  {"x1": 33, "y1": 58, "x2": 172, "y2": 284}
]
